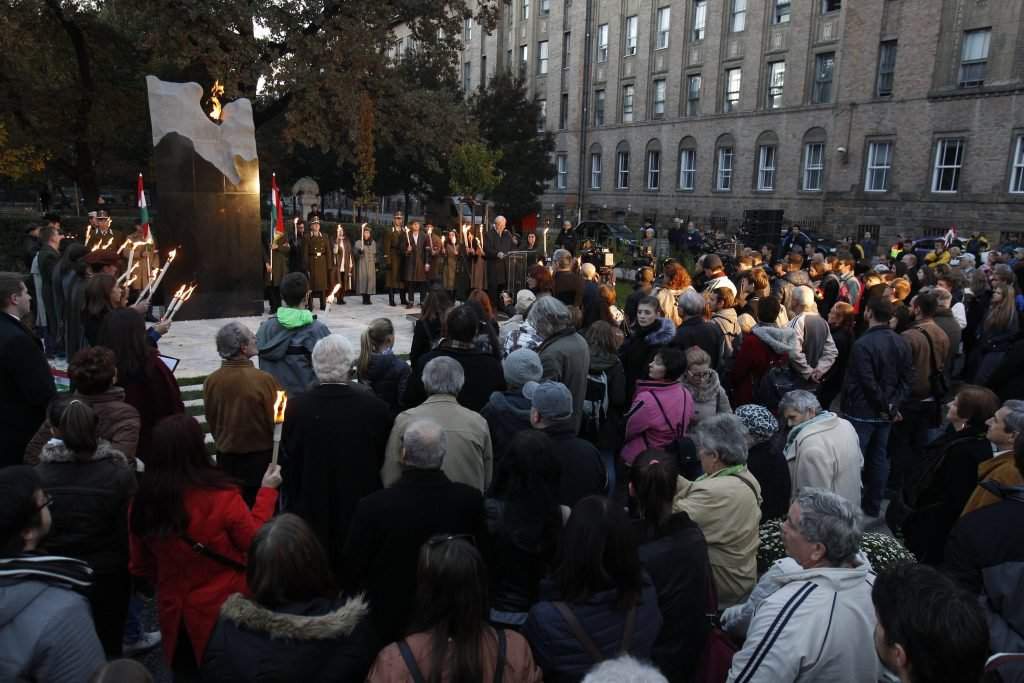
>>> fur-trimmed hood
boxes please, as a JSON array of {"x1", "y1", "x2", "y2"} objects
[
  {"x1": 644, "y1": 317, "x2": 677, "y2": 345},
  {"x1": 38, "y1": 439, "x2": 128, "y2": 466},
  {"x1": 752, "y1": 324, "x2": 799, "y2": 355},
  {"x1": 219, "y1": 593, "x2": 370, "y2": 641}
]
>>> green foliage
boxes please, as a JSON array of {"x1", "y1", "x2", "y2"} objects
[
  {"x1": 0, "y1": 123, "x2": 48, "y2": 180},
  {"x1": 472, "y1": 73, "x2": 555, "y2": 223},
  {"x1": 449, "y1": 142, "x2": 502, "y2": 205}
]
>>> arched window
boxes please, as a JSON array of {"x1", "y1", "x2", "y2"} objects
[
  {"x1": 801, "y1": 127, "x2": 827, "y2": 192},
  {"x1": 755, "y1": 131, "x2": 779, "y2": 191},
  {"x1": 678, "y1": 136, "x2": 697, "y2": 190},
  {"x1": 714, "y1": 134, "x2": 735, "y2": 191},
  {"x1": 645, "y1": 139, "x2": 662, "y2": 190},
  {"x1": 615, "y1": 141, "x2": 631, "y2": 189}
]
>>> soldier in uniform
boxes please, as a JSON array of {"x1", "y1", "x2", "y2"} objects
[
  {"x1": 382, "y1": 210, "x2": 406, "y2": 306},
  {"x1": 123, "y1": 220, "x2": 160, "y2": 301},
  {"x1": 85, "y1": 209, "x2": 127, "y2": 252},
  {"x1": 266, "y1": 230, "x2": 290, "y2": 313},
  {"x1": 305, "y1": 217, "x2": 334, "y2": 311},
  {"x1": 403, "y1": 220, "x2": 431, "y2": 309},
  {"x1": 333, "y1": 224, "x2": 353, "y2": 305},
  {"x1": 289, "y1": 218, "x2": 309, "y2": 275}
]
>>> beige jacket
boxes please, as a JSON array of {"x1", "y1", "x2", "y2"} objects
[
  {"x1": 673, "y1": 467, "x2": 762, "y2": 608},
  {"x1": 784, "y1": 412, "x2": 864, "y2": 507},
  {"x1": 381, "y1": 394, "x2": 493, "y2": 492}
]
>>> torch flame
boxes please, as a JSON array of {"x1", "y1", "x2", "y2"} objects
[
  {"x1": 209, "y1": 80, "x2": 225, "y2": 121},
  {"x1": 117, "y1": 238, "x2": 131, "y2": 255},
  {"x1": 273, "y1": 391, "x2": 287, "y2": 424},
  {"x1": 181, "y1": 283, "x2": 198, "y2": 301},
  {"x1": 171, "y1": 284, "x2": 187, "y2": 300},
  {"x1": 167, "y1": 249, "x2": 177, "y2": 261}
]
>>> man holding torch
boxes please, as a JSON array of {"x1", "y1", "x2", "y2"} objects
[
  {"x1": 304, "y1": 217, "x2": 335, "y2": 312},
  {"x1": 382, "y1": 211, "x2": 406, "y2": 307}
]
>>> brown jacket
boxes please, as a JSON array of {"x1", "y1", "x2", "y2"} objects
[
  {"x1": 901, "y1": 319, "x2": 950, "y2": 401},
  {"x1": 23, "y1": 388, "x2": 141, "y2": 466},
  {"x1": 203, "y1": 358, "x2": 280, "y2": 454},
  {"x1": 962, "y1": 450, "x2": 1024, "y2": 516},
  {"x1": 367, "y1": 629, "x2": 542, "y2": 683}
]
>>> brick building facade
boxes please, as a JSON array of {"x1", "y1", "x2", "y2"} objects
[{"x1": 393, "y1": 0, "x2": 1024, "y2": 244}]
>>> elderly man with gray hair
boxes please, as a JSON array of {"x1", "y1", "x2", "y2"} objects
[
  {"x1": 485, "y1": 214, "x2": 515, "y2": 305},
  {"x1": 203, "y1": 321, "x2": 281, "y2": 505},
  {"x1": 670, "y1": 289, "x2": 725, "y2": 371},
  {"x1": 528, "y1": 296, "x2": 591, "y2": 432},
  {"x1": 786, "y1": 284, "x2": 838, "y2": 385},
  {"x1": 342, "y1": 415, "x2": 486, "y2": 643},
  {"x1": 383, "y1": 356, "x2": 493, "y2": 492},
  {"x1": 778, "y1": 389, "x2": 863, "y2": 507},
  {"x1": 672, "y1": 413, "x2": 762, "y2": 608},
  {"x1": 551, "y1": 247, "x2": 584, "y2": 307},
  {"x1": 726, "y1": 488, "x2": 881, "y2": 682}
]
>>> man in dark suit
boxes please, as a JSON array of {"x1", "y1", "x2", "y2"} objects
[
  {"x1": 0, "y1": 273, "x2": 56, "y2": 467},
  {"x1": 340, "y1": 418, "x2": 486, "y2": 646},
  {"x1": 484, "y1": 215, "x2": 515, "y2": 307},
  {"x1": 288, "y1": 218, "x2": 309, "y2": 276}
]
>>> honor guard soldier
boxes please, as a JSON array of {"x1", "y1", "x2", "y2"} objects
[
  {"x1": 305, "y1": 218, "x2": 335, "y2": 311},
  {"x1": 383, "y1": 210, "x2": 406, "y2": 306}
]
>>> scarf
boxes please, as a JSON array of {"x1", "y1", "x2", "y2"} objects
[
  {"x1": 784, "y1": 411, "x2": 835, "y2": 456},
  {"x1": 697, "y1": 463, "x2": 747, "y2": 482},
  {"x1": 0, "y1": 554, "x2": 93, "y2": 592}
]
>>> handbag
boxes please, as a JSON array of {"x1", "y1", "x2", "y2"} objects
[
  {"x1": 694, "y1": 555, "x2": 738, "y2": 683},
  {"x1": 646, "y1": 391, "x2": 700, "y2": 479},
  {"x1": 553, "y1": 601, "x2": 636, "y2": 664}
]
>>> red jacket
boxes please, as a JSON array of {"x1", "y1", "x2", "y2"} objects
[
  {"x1": 129, "y1": 486, "x2": 277, "y2": 665},
  {"x1": 731, "y1": 325, "x2": 798, "y2": 406}
]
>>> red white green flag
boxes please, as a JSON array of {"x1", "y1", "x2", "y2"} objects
[{"x1": 137, "y1": 173, "x2": 150, "y2": 240}]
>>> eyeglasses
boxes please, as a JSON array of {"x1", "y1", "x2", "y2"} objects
[
  {"x1": 38, "y1": 494, "x2": 54, "y2": 510},
  {"x1": 426, "y1": 533, "x2": 475, "y2": 547}
]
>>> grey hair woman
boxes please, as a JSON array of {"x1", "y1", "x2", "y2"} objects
[
  {"x1": 527, "y1": 295, "x2": 573, "y2": 340},
  {"x1": 312, "y1": 334, "x2": 356, "y2": 384}
]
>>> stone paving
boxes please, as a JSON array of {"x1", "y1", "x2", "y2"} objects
[{"x1": 158, "y1": 294, "x2": 417, "y2": 378}]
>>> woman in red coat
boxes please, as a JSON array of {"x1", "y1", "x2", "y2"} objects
[
  {"x1": 129, "y1": 415, "x2": 280, "y2": 679},
  {"x1": 731, "y1": 297, "x2": 798, "y2": 406}
]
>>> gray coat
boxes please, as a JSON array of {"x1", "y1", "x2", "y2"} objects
[
  {"x1": 255, "y1": 316, "x2": 332, "y2": 394},
  {"x1": 354, "y1": 239, "x2": 377, "y2": 295},
  {"x1": 0, "y1": 574, "x2": 105, "y2": 682},
  {"x1": 538, "y1": 328, "x2": 591, "y2": 433}
]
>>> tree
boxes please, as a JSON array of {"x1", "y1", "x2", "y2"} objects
[
  {"x1": 449, "y1": 141, "x2": 501, "y2": 220},
  {"x1": 354, "y1": 91, "x2": 376, "y2": 220},
  {"x1": 472, "y1": 73, "x2": 555, "y2": 224},
  {"x1": 0, "y1": 122, "x2": 48, "y2": 180}
]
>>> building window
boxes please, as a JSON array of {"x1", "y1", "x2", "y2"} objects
[
  {"x1": 537, "y1": 99, "x2": 547, "y2": 131},
  {"x1": 597, "y1": 24, "x2": 609, "y2": 62},
  {"x1": 463, "y1": 62, "x2": 472, "y2": 92},
  {"x1": 521, "y1": 0, "x2": 529, "y2": 20},
  {"x1": 464, "y1": 17, "x2": 473, "y2": 42},
  {"x1": 731, "y1": 0, "x2": 747, "y2": 32},
  {"x1": 656, "y1": 7, "x2": 671, "y2": 49},
  {"x1": 562, "y1": 32, "x2": 571, "y2": 68},
  {"x1": 812, "y1": 53, "x2": 835, "y2": 104},
  {"x1": 692, "y1": 1, "x2": 707, "y2": 42},
  {"x1": 865, "y1": 141, "x2": 892, "y2": 192},
  {"x1": 716, "y1": 146, "x2": 734, "y2": 191},
  {"x1": 559, "y1": 93, "x2": 568, "y2": 129},
  {"x1": 821, "y1": 0, "x2": 841, "y2": 12},
  {"x1": 556, "y1": 154, "x2": 568, "y2": 189},
  {"x1": 541, "y1": 0, "x2": 550, "y2": 15},
  {"x1": 591, "y1": 153, "x2": 602, "y2": 189},
  {"x1": 679, "y1": 148, "x2": 696, "y2": 190},
  {"x1": 622, "y1": 84, "x2": 635, "y2": 122},
  {"x1": 932, "y1": 138, "x2": 964, "y2": 193},
  {"x1": 594, "y1": 90, "x2": 605, "y2": 126},
  {"x1": 538, "y1": 41, "x2": 549, "y2": 74},
  {"x1": 687, "y1": 74, "x2": 701, "y2": 116},
  {"x1": 724, "y1": 68, "x2": 741, "y2": 112},
  {"x1": 757, "y1": 145, "x2": 777, "y2": 191},
  {"x1": 1011, "y1": 136, "x2": 1024, "y2": 194},
  {"x1": 519, "y1": 44, "x2": 528, "y2": 78},
  {"x1": 766, "y1": 61, "x2": 785, "y2": 109},
  {"x1": 773, "y1": 0, "x2": 791, "y2": 24},
  {"x1": 617, "y1": 150, "x2": 630, "y2": 188},
  {"x1": 653, "y1": 79, "x2": 666, "y2": 117},
  {"x1": 646, "y1": 150, "x2": 661, "y2": 190},
  {"x1": 876, "y1": 41, "x2": 897, "y2": 97},
  {"x1": 625, "y1": 16, "x2": 638, "y2": 56},
  {"x1": 803, "y1": 142, "x2": 824, "y2": 191},
  {"x1": 959, "y1": 29, "x2": 991, "y2": 87}
]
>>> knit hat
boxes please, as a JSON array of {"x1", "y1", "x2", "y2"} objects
[
  {"x1": 523, "y1": 380, "x2": 573, "y2": 420},
  {"x1": 735, "y1": 404, "x2": 779, "y2": 444},
  {"x1": 515, "y1": 289, "x2": 537, "y2": 316},
  {"x1": 503, "y1": 349, "x2": 543, "y2": 389}
]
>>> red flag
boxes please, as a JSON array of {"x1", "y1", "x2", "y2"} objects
[
  {"x1": 271, "y1": 173, "x2": 285, "y2": 235},
  {"x1": 137, "y1": 173, "x2": 150, "y2": 240}
]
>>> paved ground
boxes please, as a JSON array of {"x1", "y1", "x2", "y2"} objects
[{"x1": 159, "y1": 294, "x2": 418, "y2": 379}]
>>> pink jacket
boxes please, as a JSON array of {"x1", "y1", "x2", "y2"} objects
[{"x1": 621, "y1": 380, "x2": 695, "y2": 464}]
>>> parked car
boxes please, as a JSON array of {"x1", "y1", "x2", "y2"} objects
[{"x1": 576, "y1": 221, "x2": 637, "y2": 250}]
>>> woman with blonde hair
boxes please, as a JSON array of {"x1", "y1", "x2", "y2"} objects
[{"x1": 357, "y1": 317, "x2": 410, "y2": 415}]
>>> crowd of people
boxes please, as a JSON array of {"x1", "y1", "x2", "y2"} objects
[{"x1": 3, "y1": 216, "x2": 1024, "y2": 683}]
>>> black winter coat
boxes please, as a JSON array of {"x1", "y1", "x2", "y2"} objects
[
  {"x1": 988, "y1": 338, "x2": 1024, "y2": 402},
  {"x1": 481, "y1": 390, "x2": 533, "y2": 462},
  {"x1": 484, "y1": 497, "x2": 560, "y2": 618},
  {"x1": 0, "y1": 312, "x2": 55, "y2": 467},
  {"x1": 403, "y1": 343, "x2": 506, "y2": 412},
  {"x1": 202, "y1": 594, "x2": 376, "y2": 682},
  {"x1": 340, "y1": 469, "x2": 487, "y2": 646},
  {"x1": 35, "y1": 440, "x2": 136, "y2": 575},
  {"x1": 281, "y1": 383, "x2": 393, "y2": 578},
  {"x1": 746, "y1": 433, "x2": 792, "y2": 521},
  {"x1": 620, "y1": 317, "x2": 675, "y2": 401},
  {"x1": 408, "y1": 318, "x2": 442, "y2": 368},
  {"x1": 543, "y1": 421, "x2": 607, "y2": 507},
  {"x1": 635, "y1": 513, "x2": 711, "y2": 683},
  {"x1": 840, "y1": 325, "x2": 914, "y2": 419},
  {"x1": 360, "y1": 352, "x2": 410, "y2": 416},
  {"x1": 670, "y1": 318, "x2": 724, "y2": 371},
  {"x1": 524, "y1": 577, "x2": 662, "y2": 683}
]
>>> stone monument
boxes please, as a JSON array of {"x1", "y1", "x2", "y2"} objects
[
  {"x1": 145, "y1": 75, "x2": 263, "y2": 319},
  {"x1": 292, "y1": 176, "x2": 320, "y2": 220}
]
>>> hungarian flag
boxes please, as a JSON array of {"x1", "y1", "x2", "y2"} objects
[
  {"x1": 943, "y1": 225, "x2": 957, "y2": 249},
  {"x1": 271, "y1": 173, "x2": 285, "y2": 235},
  {"x1": 137, "y1": 173, "x2": 150, "y2": 240}
]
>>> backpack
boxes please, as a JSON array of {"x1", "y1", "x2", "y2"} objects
[
  {"x1": 581, "y1": 370, "x2": 610, "y2": 440},
  {"x1": 753, "y1": 357, "x2": 812, "y2": 412},
  {"x1": 838, "y1": 275, "x2": 862, "y2": 313}
]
